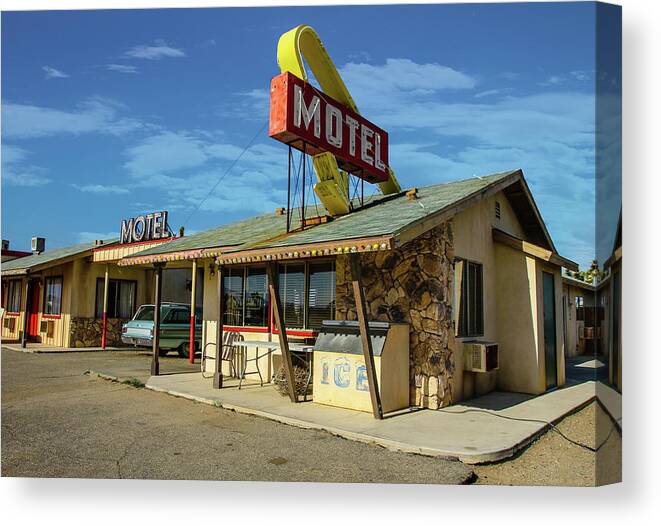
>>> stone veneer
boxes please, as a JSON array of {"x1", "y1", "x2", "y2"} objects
[
  {"x1": 335, "y1": 222, "x2": 455, "y2": 409},
  {"x1": 69, "y1": 317, "x2": 129, "y2": 348}
]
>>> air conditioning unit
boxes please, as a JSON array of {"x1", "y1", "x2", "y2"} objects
[
  {"x1": 463, "y1": 341, "x2": 499, "y2": 373},
  {"x1": 31, "y1": 237, "x2": 45, "y2": 254}
]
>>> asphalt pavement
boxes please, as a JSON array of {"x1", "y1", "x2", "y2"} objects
[{"x1": 1, "y1": 348, "x2": 473, "y2": 483}]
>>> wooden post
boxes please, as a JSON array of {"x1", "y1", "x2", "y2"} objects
[
  {"x1": 151, "y1": 263, "x2": 164, "y2": 376},
  {"x1": 20, "y1": 278, "x2": 29, "y2": 349},
  {"x1": 101, "y1": 264, "x2": 109, "y2": 350},
  {"x1": 267, "y1": 262, "x2": 297, "y2": 402},
  {"x1": 189, "y1": 259, "x2": 197, "y2": 364},
  {"x1": 349, "y1": 253, "x2": 383, "y2": 419},
  {"x1": 213, "y1": 263, "x2": 225, "y2": 389}
]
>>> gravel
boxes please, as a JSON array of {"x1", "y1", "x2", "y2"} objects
[{"x1": 473, "y1": 401, "x2": 621, "y2": 486}]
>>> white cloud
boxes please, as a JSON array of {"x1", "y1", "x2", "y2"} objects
[
  {"x1": 123, "y1": 130, "x2": 285, "y2": 179},
  {"x1": 70, "y1": 184, "x2": 130, "y2": 195},
  {"x1": 106, "y1": 64, "x2": 138, "y2": 74},
  {"x1": 474, "y1": 89, "x2": 506, "y2": 99},
  {"x1": 42, "y1": 66, "x2": 69, "y2": 79},
  {"x1": 2, "y1": 144, "x2": 51, "y2": 187},
  {"x1": 121, "y1": 128, "x2": 289, "y2": 218},
  {"x1": 76, "y1": 231, "x2": 118, "y2": 243},
  {"x1": 2, "y1": 97, "x2": 146, "y2": 139},
  {"x1": 340, "y1": 58, "x2": 475, "y2": 112},
  {"x1": 539, "y1": 75, "x2": 565, "y2": 86},
  {"x1": 124, "y1": 131, "x2": 209, "y2": 177},
  {"x1": 124, "y1": 40, "x2": 186, "y2": 60}
]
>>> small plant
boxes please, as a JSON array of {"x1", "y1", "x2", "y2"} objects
[{"x1": 122, "y1": 377, "x2": 145, "y2": 388}]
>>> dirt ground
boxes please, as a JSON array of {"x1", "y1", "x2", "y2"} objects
[{"x1": 473, "y1": 401, "x2": 622, "y2": 486}]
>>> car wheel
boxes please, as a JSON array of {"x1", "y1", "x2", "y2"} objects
[{"x1": 177, "y1": 343, "x2": 190, "y2": 359}]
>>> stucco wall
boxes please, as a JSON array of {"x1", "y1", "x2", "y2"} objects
[
  {"x1": 453, "y1": 190, "x2": 565, "y2": 397},
  {"x1": 452, "y1": 191, "x2": 518, "y2": 398}
]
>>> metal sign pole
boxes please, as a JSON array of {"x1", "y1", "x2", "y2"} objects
[
  {"x1": 214, "y1": 263, "x2": 225, "y2": 389},
  {"x1": 349, "y1": 253, "x2": 383, "y2": 419},
  {"x1": 151, "y1": 263, "x2": 164, "y2": 376},
  {"x1": 267, "y1": 262, "x2": 297, "y2": 402}
]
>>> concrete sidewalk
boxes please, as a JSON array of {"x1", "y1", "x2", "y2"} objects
[{"x1": 121, "y1": 372, "x2": 597, "y2": 464}]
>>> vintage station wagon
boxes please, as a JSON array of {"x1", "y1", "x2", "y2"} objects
[{"x1": 121, "y1": 303, "x2": 202, "y2": 358}]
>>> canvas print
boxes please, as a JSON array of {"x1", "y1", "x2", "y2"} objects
[{"x1": 1, "y1": 2, "x2": 621, "y2": 486}]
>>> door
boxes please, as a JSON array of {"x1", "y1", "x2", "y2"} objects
[
  {"x1": 542, "y1": 272, "x2": 557, "y2": 390},
  {"x1": 611, "y1": 269, "x2": 621, "y2": 390},
  {"x1": 27, "y1": 282, "x2": 41, "y2": 340}
]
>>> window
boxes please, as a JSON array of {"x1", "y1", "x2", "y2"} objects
[
  {"x1": 223, "y1": 267, "x2": 245, "y2": 326},
  {"x1": 220, "y1": 262, "x2": 336, "y2": 330},
  {"x1": 43, "y1": 277, "x2": 63, "y2": 316},
  {"x1": 6, "y1": 280, "x2": 22, "y2": 312},
  {"x1": 307, "y1": 261, "x2": 336, "y2": 330},
  {"x1": 495, "y1": 200, "x2": 501, "y2": 220},
  {"x1": 575, "y1": 296, "x2": 584, "y2": 308},
  {"x1": 454, "y1": 259, "x2": 484, "y2": 337},
  {"x1": 279, "y1": 263, "x2": 306, "y2": 328},
  {"x1": 134, "y1": 305, "x2": 155, "y2": 321},
  {"x1": 164, "y1": 307, "x2": 190, "y2": 324},
  {"x1": 245, "y1": 267, "x2": 268, "y2": 326},
  {"x1": 95, "y1": 279, "x2": 136, "y2": 318}
]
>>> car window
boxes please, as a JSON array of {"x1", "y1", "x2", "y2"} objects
[
  {"x1": 165, "y1": 308, "x2": 190, "y2": 324},
  {"x1": 133, "y1": 305, "x2": 170, "y2": 321},
  {"x1": 134, "y1": 306, "x2": 154, "y2": 321}
]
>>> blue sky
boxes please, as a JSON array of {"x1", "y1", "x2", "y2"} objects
[{"x1": 2, "y1": 3, "x2": 620, "y2": 268}]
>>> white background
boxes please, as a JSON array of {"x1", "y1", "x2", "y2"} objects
[{"x1": 0, "y1": 0, "x2": 659, "y2": 524}]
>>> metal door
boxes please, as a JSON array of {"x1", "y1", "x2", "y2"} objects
[{"x1": 543, "y1": 272, "x2": 557, "y2": 390}]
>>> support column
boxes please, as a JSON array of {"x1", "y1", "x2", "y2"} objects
[
  {"x1": 349, "y1": 253, "x2": 383, "y2": 419},
  {"x1": 20, "y1": 278, "x2": 29, "y2": 349},
  {"x1": 101, "y1": 264, "x2": 109, "y2": 350},
  {"x1": 151, "y1": 263, "x2": 164, "y2": 376},
  {"x1": 189, "y1": 259, "x2": 197, "y2": 364},
  {"x1": 267, "y1": 262, "x2": 297, "y2": 402},
  {"x1": 213, "y1": 262, "x2": 225, "y2": 389}
]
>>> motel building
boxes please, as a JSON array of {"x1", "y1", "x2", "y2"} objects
[
  {"x1": 1, "y1": 170, "x2": 599, "y2": 415},
  {"x1": 110, "y1": 168, "x2": 577, "y2": 413},
  {"x1": 0, "y1": 227, "x2": 200, "y2": 350}
]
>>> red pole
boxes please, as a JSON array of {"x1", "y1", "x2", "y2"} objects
[
  {"x1": 101, "y1": 265, "x2": 109, "y2": 350},
  {"x1": 101, "y1": 312, "x2": 107, "y2": 349},
  {"x1": 189, "y1": 311, "x2": 195, "y2": 364},
  {"x1": 189, "y1": 259, "x2": 197, "y2": 364}
]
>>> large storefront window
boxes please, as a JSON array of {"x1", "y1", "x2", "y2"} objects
[
  {"x1": 44, "y1": 277, "x2": 63, "y2": 316},
  {"x1": 307, "y1": 261, "x2": 336, "y2": 330},
  {"x1": 221, "y1": 262, "x2": 336, "y2": 330},
  {"x1": 6, "y1": 280, "x2": 22, "y2": 312},
  {"x1": 278, "y1": 261, "x2": 336, "y2": 330},
  {"x1": 454, "y1": 259, "x2": 484, "y2": 337},
  {"x1": 223, "y1": 267, "x2": 245, "y2": 326},
  {"x1": 95, "y1": 279, "x2": 136, "y2": 318},
  {"x1": 245, "y1": 267, "x2": 268, "y2": 326},
  {"x1": 279, "y1": 263, "x2": 306, "y2": 329}
]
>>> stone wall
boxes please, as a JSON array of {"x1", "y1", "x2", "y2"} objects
[
  {"x1": 335, "y1": 222, "x2": 456, "y2": 409},
  {"x1": 69, "y1": 317, "x2": 129, "y2": 348}
]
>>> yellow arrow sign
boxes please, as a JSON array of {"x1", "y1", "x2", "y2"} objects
[{"x1": 277, "y1": 25, "x2": 401, "y2": 196}]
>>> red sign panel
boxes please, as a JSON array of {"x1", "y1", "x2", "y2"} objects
[{"x1": 269, "y1": 71, "x2": 389, "y2": 184}]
